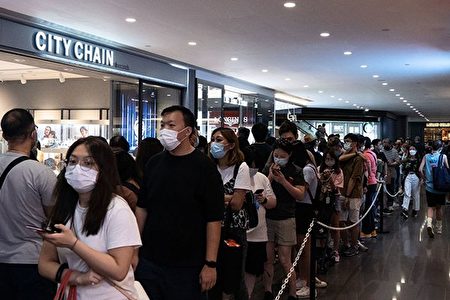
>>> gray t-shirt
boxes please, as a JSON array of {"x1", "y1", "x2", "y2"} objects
[
  {"x1": 302, "y1": 164, "x2": 318, "y2": 205},
  {"x1": 0, "y1": 152, "x2": 57, "y2": 264}
]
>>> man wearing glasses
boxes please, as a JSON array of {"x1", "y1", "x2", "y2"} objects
[{"x1": 0, "y1": 108, "x2": 57, "y2": 299}]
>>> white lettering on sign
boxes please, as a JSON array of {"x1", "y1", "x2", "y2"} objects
[
  {"x1": 223, "y1": 117, "x2": 240, "y2": 127},
  {"x1": 33, "y1": 31, "x2": 114, "y2": 67}
]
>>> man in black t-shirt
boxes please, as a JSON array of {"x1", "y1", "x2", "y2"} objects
[{"x1": 135, "y1": 106, "x2": 224, "y2": 300}]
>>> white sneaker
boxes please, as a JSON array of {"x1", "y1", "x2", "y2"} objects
[
  {"x1": 296, "y1": 279, "x2": 306, "y2": 290},
  {"x1": 296, "y1": 286, "x2": 317, "y2": 299},
  {"x1": 315, "y1": 277, "x2": 327, "y2": 288}
]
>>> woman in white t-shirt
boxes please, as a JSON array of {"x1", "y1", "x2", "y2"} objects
[
  {"x1": 38, "y1": 136, "x2": 141, "y2": 300},
  {"x1": 209, "y1": 127, "x2": 252, "y2": 300},
  {"x1": 241, "y1": 148, "x2": 276, "y2": 298}
]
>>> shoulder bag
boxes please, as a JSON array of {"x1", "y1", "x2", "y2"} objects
[
  {"x1": 54, "y1": 270, "x2": 76, "y2": 300},
  {"x1": 0, "y1": 156, "x2": 29, "y2": 190},
  {"x1": 432, "y1": 154, "x2": 450, "y2": 192}
]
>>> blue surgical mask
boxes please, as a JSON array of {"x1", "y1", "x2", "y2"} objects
[
  {"x1": 274, "y1": 157, "x2": 289, "y2": 167},
  {"x1": 343, "y1": 142, "x2": 352, "y2": 151},
  {"x1": 210, "y1": 142, "x2": 228, "y2": 159}
]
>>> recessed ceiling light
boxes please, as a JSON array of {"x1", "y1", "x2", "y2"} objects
[
  {"x1": 403, "y1": 100, "x2": 407, "y2": 102},
  {"x1": 360, "y1": 65, "x2": 368, "y2": 68},
  {"x1": 356, "y1": 106, "x2": 360, "y2": 109},
  {"x1": 262, "y1": 69, "x2": 268, "y2": 73},
  {"x1": 406, "y1": 103, "x2": 411, "y2": 106},
  {"x1": 400, "y1": 97, "x2": 405, "y2": 100},
  {"x1": 365, "y1": 108, "x2": 370, "y2": 112},
  {"x1": 330, "y1": 95, "x2": 335, "y2": 98},
  {"x1": 372, "y1": 75, "x2": 379, "y2": 78},
  {"x1": 125, "y1": 17, "x2": 136, "y2": 23},
  {"x1": 344, "y1": 51, "x2": 352, "y2": 56},
  {"x1": 230, "y1": 57, "x2": 239, "y2": 61},
  {"x1": 285, "y1": 78, "x2": 291, "y2": 81},
  {"x1": 284, "y1": 2, "x2": 296, "y2": 8},
  {"x1": 410, "y1": 106, "x2": 414, "y2": 108},
  {"x1": 382, "y1": 82, "x2": 388, "y2": 86},
  {"x1": 395, "y1": 94, "x2": 401, "y2": 97},
  {"x1": 320, "y1": 32, "x2": 330, "y2": 37},
  {"x1": 389, "y1": 88, "x2": 395, "y2": 92},
  {"x1": 345, "y1": 100, "x2": 350, "y2": 103},
  {"x1": 338, "y1": 98, "x2": 343, "y2": 101},
  {"x1": 318, "y1": 90, "x2": 323, "y2": 93},
  {"x1": 352, "y1": 103, "x2": 357, "y2": 106},
  {"x1": 188, "y1": 41, "x2": 197, "y2": 46},
  {"x1": 303, "y1": 85, "x2": 309, "y2": 88}
]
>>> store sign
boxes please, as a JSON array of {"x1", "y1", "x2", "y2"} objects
[
  {"x1": 426, "y1": 123, "x2": 450, "y2": 127},
  {"x1": 33, "y1": 31, "x2": 114, "y2": 67}
]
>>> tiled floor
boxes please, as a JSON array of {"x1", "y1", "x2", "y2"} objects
[{"x1": 251, "y1": 198, "x2": 450, "y2": 300}]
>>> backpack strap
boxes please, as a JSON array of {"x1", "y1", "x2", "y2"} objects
[
  {"x1": 233, "y1": 161, "x2": 243, "y2": 180},
  {"x1": 0, "y1": 156, "x2": 30, "y2": 190},
  {"x1": 121, "y1": 181, "x2": 140, "y2": 195}
]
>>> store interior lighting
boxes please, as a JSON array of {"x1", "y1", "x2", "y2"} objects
[
  {"x1": 20, "y1": 74, "x2": 26, "y2": 84},
  {"x1": 59, "y1": 72, "x2": 65, "y2": 83}
]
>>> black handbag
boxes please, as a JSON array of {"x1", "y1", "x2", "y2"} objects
[{"x1": 432, "y1": 154, "x2": 450, "y2": 192}]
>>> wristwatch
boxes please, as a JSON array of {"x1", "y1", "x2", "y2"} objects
[{"x1": 205, "y1": 260, "x2": 217, "y2": 268}]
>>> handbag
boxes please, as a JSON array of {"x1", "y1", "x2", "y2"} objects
[
  {"x1": 54, "y1": 270, "x2": 76, "y2": 300},
  {"x1": 432, "y1": 154, "x2": 450, "y2": 192}
]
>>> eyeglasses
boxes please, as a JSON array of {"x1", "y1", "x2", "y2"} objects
[{"x1": 64, "y1": 156, "x2": 97, "y2": 171}]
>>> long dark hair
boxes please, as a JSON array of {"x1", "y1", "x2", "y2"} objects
[
  {"x1": 320, "y1": 150, "x2": 341, "y2": 174},
  {"x1": 50, "y1": 136, "x2": 120, "y2": 236}
]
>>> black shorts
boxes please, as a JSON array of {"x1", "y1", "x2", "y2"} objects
[
  {"x1": 245, "y1": 242, "x2": 267, "y2": 276},
  {"x1": 295, "y1": 202, "x2": 315, "y2": 235},
  {"x1": 426, "y1": 190, "x2": 446, "y2": 207}
]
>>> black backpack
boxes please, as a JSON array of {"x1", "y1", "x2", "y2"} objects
[{"x1": 232, "y1": 162, "x2": 259, "y2": 229}]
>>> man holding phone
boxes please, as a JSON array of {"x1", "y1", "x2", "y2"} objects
[{"x1": 0, "y1": 108, "x2": 57, "y2": 299}]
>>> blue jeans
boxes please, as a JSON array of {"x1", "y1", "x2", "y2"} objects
[
  {"x1": 0, "y1": 263, "x2": 55, "y2": 300},
  {"x1": 135, "y1": 257, "x2": 206, "y2": 300}
]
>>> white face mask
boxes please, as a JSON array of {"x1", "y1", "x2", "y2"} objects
[
  {"x1": 158, "y1": 128, "x2": 188, "y2": 151},
  {"x1": 343, "y1": 142, "x2": 352, "y2": 151},
  {"x1": 274, "y1": 157, "x2": 289, "y2": 167},
  {"x1": 409, "y1": 150, "x2": 417, "y2": 156},
  {"x1": 65, "y1": 164, "x2": 98, "y2": 193}
]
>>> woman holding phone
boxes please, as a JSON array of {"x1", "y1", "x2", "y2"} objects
[{"x1": 38, "y1": 137, "x2": 141, "y2": 299}]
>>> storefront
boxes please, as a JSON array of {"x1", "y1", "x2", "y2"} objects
[
  {"x1": 196, "y1": 71, "x2": 275, "y2": 142},
  {"x1": 424, "y1": 122, "x2": 450, "y2": 141},
  {"x1": 0, "y1": 13, "x2": 188, "y2": 161}
]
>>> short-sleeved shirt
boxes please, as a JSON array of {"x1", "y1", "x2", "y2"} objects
[
  {"x1": 246, "y1": 172, "x2": 275, "y2": 242},
  {"x1": 301, "y1": 164, "x2": 318, "y2": 205},
  {"x1": 0, "y1": 152, "x2": 56, "y2": 264},
  {"x1": 424, "y1": 152, "x2": 447, "y2": 195},
  {"x1": 364, "y1": 150, "x2": 378, "y2": 185},
  {"x1": 382, "y1": 148, "x2": 400, "y2": 180},
  {"x1": 58, "y1": 196, "x2": 141, "y2": 299},
  {"x1": 266, "y1": 163, "x2": 304, "y2": 220},
  {"x1": 137, "y1": 149, "x2": 224, "y2": 267},
  {"x1": 341, "y1": 154, "x2": 365, "y2": 199}
]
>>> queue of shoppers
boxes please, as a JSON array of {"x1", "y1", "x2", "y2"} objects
[{"x1": 1, "y1": 106, "x2": 449, "y2": 300}]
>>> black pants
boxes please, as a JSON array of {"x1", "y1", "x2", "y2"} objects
[
  {"x1": 0, "y1": 263, "x2": 55, "y2": 300},
  {"x1": 361, "y1": 184, "x2": 377, "y2": 234}
]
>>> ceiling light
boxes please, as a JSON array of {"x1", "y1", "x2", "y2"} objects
[
  {"x1": 345, "y1": 100, "x2": 349, "y2": 103},
  {"x1": 303, "y1": 85, "x2": 309, "y2": 88},
  {"x1": 344, "y1": 51, "x2": 352, "y2": 56},
  {"x1": 330, "y1": 95, "x2": 335, "y2": 98},
  {"x1": 402, "y1": 100, "x2": 407, "y2": 103},
  {"x1": 338, "y1": 98, "x2": 343, "y2": 101},
  {"x1": 356, "y1": 106, "x2": 360, "y2": 109},
  {"x1": 125, "y1": 17, "x2": 136, "y2": 23},
  {"x1": 395, "y1": 94, "x2": 401, "y2": 97},
  {"x1": 14, "y1": 58, "x2": 26, "y2": 63},
  {"x1": 285, "y1": 78, "x2": 291, "y2": 81},
  {"x1": 283, "y1": 2, "x2": 296, "y2": 8},
  {"x1": 400, "y1": 97, "x2": 405, "y2": 100},
  {"x1": 262, "y1": 69, "x2": 268, "y2": 73},
  {"x1": 382, "y1": 82, "x2": 388, "y2": 86},
  {"x1": 389, "y1": 88, "x2": 395, "y2": 92},
  {"x1": 230, "y1": 57, "x2": 239, "y2": 61},
  {"x1": 188, "y1": 41, "x2": 197, "y2": 46},
  {"x1": 406, "y1": 103, "x2": 411, "y2": 106},
  {"x1": 20, "y1": 74, "x2": 26, "y2": 84},
  {"x1": 352, "y1": 103, "x2": 357, "y2": 106},
  {"x1": 360, "y1": 65, "x2": 368, "y2": 68},
  {"x1": 320, "y1": 32, "x2": 330, "y2": 37},
  {"x1": 58, "y1": 72, "x2": 65, "y2": 83},
  {"x1": 365, "y1": 108, "x2": 370, "y2": 112},
  {"x1": 318, "y1": 90, "x2": 323, "y2": 94},
  {"x1": 410, "y1": 106, "x2": 414, "y2": 108},
  {"x1": 63, "y1": 68, "x2": 73, "y2": 72},
  {"x1": 372, "y1": 75, "x2": 379, "y2": 78}
]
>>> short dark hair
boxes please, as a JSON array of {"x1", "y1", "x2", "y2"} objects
[
  {"x1": 279, "y1": 120, "x2": 298, "y2": 138},
  {"x1": 1, "y1": 108, "x2": 35, "y2": 141},
  {"x1": 115, "y1": 150, "x2": 140, "y2": 185},
  {"x1": 344, "y1": 133, "x2": 358, "y2": 142},
  {"x1": 432, "y1": 140, "x2": 442, "y2": 151},
  {"x1": 238, "y1": 127, "x2": 250, "y2": 139},
  {"x1": 109, "y1": 135, "x2": 130, "y2": 152},
  {"x1": 161, "y1": 105, "x2": 195, "y2": 131},
  {"x1": 135, "y1": 137, "x2": 163, "y2": 177},
  {"x1": 364, "y1": 137, "x2": 372, "y2": 149},
  {"x1": 372, "y1": 138, "x2": 381, "y2": 146},
  {"x1": 252, "y1": 123, "x2": 269, "y2": 142}
]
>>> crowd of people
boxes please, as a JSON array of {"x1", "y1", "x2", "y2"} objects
[{"x1": 0, "y1": 106, "x2": 449, "y2": 300}]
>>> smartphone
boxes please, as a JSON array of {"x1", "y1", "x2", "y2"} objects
[
  {"x1": 26, "y1": 225, "x2": 47, "y2": 233},
  {"x1": 254, "y1": 189, "x2": 264, "y2": 194}
]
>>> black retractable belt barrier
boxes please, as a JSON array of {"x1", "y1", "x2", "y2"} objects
[{"x1": 378, "y1": 182, "x2": 389, "y2": 234}]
